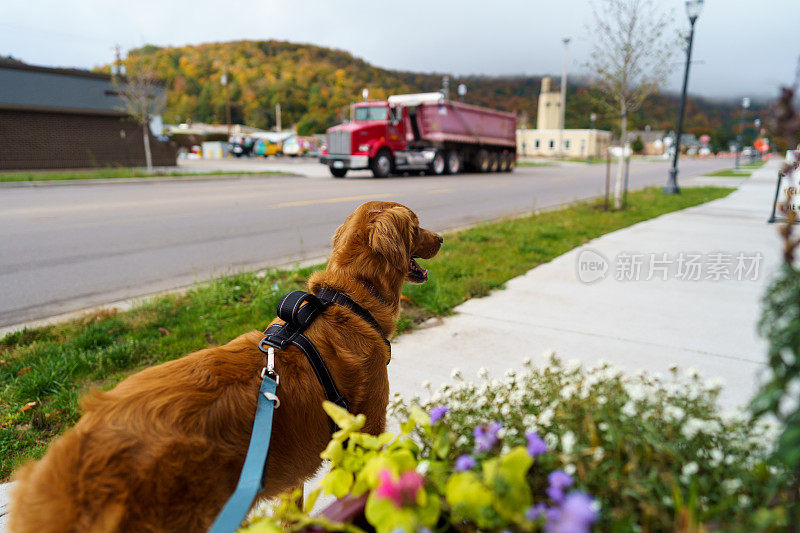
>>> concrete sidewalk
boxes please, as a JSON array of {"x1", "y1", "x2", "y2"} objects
[{"x1": 389, "y1": 160, "x2": 783, "y2": 411}]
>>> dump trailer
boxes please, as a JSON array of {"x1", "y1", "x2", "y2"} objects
[{"x1": 319, "y1": 92, "x2": 517, "y2": 178}]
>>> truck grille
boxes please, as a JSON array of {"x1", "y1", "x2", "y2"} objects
[{"x1": 327, "y1": 130, "x2": 351, "y2": 155}]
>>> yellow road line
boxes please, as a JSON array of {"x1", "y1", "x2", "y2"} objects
[{"x1": 271, "y1": 193, "x2": 394, "y2": 208}]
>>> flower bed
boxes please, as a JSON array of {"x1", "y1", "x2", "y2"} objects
[{"x1": 245, "y1": 356, "x2": 790, "y2": 532}]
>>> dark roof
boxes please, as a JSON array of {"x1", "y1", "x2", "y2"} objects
[{"x1": 0, "y1": 61, "x2": 164, "y2": 117}]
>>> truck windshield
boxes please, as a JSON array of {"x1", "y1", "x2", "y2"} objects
[{"x1": 354, "y1": 106, "x2": 387, "y2": 121}]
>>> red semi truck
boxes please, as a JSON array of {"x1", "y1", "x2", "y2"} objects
[{"x1": 319, "y1": 92, "x2": 517, "y2": 178}]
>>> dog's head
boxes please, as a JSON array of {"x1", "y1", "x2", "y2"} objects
[{"x1": 330, "y1": 201, "x2": 442, "y2": 287}]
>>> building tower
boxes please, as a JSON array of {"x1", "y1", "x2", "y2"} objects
[{"x1": 536, "y1": 77, "x2": 563, "y2": 130}]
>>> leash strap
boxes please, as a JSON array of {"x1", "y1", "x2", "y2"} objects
[{"x1": 208, "y1": 374, "x2": 278, "y2": 533}]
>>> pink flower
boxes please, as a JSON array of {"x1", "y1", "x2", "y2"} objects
[{"x1": 375, "y1": 470, "x2": 425, "y2": 507}]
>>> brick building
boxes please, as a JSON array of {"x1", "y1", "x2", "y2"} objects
[{"x1": 0, "y1": 61, "x2": 176, "y2": 170}]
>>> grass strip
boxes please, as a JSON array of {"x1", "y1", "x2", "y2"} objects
[
  {"x1": 702, "y1": 161, "x2": 766, "y2": 178},
  {"x1": 0, "y1": 168, "x2": 288, "y2": 183},
  {"x1": 0, "y1": 186, "x2": 733, "y2": 479}
]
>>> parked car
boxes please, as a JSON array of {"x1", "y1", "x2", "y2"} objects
[
  {"x1": 282, "y1": 136, "x2": 302, "y2": 157},
  {"x1": 228, "y1": 136, "x2": 255, "y2": 157},
  {"x1": 254, "y1": 139, "x2": 280, "y2": 157}
]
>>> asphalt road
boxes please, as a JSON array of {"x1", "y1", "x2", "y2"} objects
[{"x1": 0, "y1": 158, "x2": 729, "y2": 328}]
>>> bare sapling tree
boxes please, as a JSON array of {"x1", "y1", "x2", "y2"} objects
[
  {"x1": 585, "y1": 0, "x2": 676, "y2": 209},
  {"x1": 114, "y1": 65, "x2": 166, "y2": 172}
]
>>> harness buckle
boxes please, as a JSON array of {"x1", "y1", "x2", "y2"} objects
[{"x1": 260, "y1": 347, "x2": 280, "y2": 386}]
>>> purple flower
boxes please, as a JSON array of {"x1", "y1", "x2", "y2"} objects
[
  {"x1": 430, "y1": 405, "x2": 449, "y2": 425},
  {"x1": 454, "y1": 454, "x2": 476, "y2": 472},
  {"x1": 526, "y1": 503, "x2": 548, "y2": 521},
  {"x1": 545, "y1": 492, "x2": 598, "y2": 533},
  {"x1": 473, "y1": 422, "x2": 503, "y2": 452},
  {"x1": 526, "y1": 431, "x2": 548, "y2": 457},
  {"x1": 546, "y1": 470, "x2": 574, "y2": 503}
]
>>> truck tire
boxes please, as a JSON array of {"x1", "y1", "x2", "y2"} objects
[
  {"x1": 488, "y1": 152, "x2": 499, "y2": 172},
  {"x1": 371, "y1": 150, "x2": 393, "y2": 178},
  {"x1": 506, "y1": 153, "x2": 516, "y2": 172},
  {"x1": 330, "y1": 167, "x2": 348, "y2": 178},
  {"x1": 475, "y1": 149, "x2": 490, "y2": 172},
  {"x1": 429, "y1": 151, "x2": 446, "y2": 175},
  {"x1": 445, "y1": 150, "x2": 461, "y2": 174}
]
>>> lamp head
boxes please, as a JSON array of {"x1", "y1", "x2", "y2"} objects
[{"x1": 685, "y1": 0, "x2": 703, "y2": 23}]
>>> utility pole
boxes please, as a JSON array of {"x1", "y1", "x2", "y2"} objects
[
  {"x1": 221, "y1": 71, "x2": 231, "y2": 137},
  {"x1": 559, "y1": 37, "x2": 570, "y2": 158},
  {"x1": 275, "y1": 103, "x2": 281, "y2": 132},
  {"x1": 735, "y1": 97, "x2": 750, "y2": 169}
]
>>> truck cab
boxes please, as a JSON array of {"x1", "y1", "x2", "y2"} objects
[{"x1": 320, "y1": 101, "x2": 412, "y2": 178}]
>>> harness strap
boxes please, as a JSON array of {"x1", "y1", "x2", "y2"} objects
[
  {"x1": 208, "y1": 374, "x2": 278, "y2": 533},
  {"x1": 316, "y1": 286, "x2": 391, "y2": 350},
  {"x1": 261, "y1": 324, "x2": 349, "y2": 412}
]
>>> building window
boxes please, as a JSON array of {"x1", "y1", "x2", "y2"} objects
[
  {"x1": 549, "y1": 140, "x2": 555, "y2": 149},
  {"x1": 535, "y1": 140, "x2": 540, "y2": 148},
  {"x1": 565, "y1": 140, "x2": 571, "y2": 149}
]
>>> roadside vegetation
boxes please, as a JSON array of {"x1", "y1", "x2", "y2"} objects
[
  {"x1": 0, "y1": 168, "x2": 287, "y2": 183},
  {"x1": 702, "y1": 161, "x2": 766, "y2": 178},
  {"x1": 0, "y1": 186, "x2": 733, "y2": 479}
]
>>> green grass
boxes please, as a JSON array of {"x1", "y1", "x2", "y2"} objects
[
  {"x1": 515, "y1": 161, "x2": 554, "y2": 167},
  {"x1": 0, "y1": 186, "x2": 733, "y2": 479},
  {"x1": 0, "y1": 168, "x2": 288, "y2": 183},
  {"x1": 703, "y1": 161, "x2": 765, "y2": 178}
]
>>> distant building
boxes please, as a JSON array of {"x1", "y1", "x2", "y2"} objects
[
  {"x1": 0, "y1": 61, "x2": 176, "y2": 170},
  {"x1": 628, "y1": 129, "x2": 667, "y2": 155},
  {"x1": 517, "y1": 77, "x2": 611, "y2": 159}
]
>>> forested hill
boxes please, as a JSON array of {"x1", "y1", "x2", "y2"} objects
[{"x1": 113, "y1": 40, "x2": 762, "y2": 146}]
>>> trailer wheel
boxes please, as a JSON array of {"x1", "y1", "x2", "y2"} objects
[
  {"x1": 506, "y1": 153, "x2": 516, "y2": 172},
  {"x1": 488, "y1": 152, "x2": 499, "y2": 172},
  {"x1": 475, "y1": 149, "x2": 490, "y2": 172},
  {"x1": 371, "y1": 150, "x2": 393, "y2": 178},
  {"x1": 445, "y1": 151, "x2": 461, "y2": 174},
  {"x1": 330, "y1": 167, "x2": 348, "y2": 178}
]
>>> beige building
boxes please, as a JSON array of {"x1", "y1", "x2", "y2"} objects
[{"x1": 517, "y1": 76, "x2": 612, "y2": 158}]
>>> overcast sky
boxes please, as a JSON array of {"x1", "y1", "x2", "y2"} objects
[{"x1": 1, "y1": 0, "x2": 798, "y2": 101}]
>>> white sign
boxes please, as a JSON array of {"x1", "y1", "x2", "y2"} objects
[{"x1": 778, "y1": 150, "x2": 800, "y2": 215}]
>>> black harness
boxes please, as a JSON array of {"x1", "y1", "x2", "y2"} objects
[{"x1": 257, "y1": 288, "x2": 391, "y2": 426}]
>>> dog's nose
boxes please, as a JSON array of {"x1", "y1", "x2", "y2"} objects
[{"x1": 437, "y1": 234, "x2": 444, "y2": 244}]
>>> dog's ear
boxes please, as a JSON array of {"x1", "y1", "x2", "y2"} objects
[{"x1": 369, "y1": 207, "x2": 412, "y2": 268}]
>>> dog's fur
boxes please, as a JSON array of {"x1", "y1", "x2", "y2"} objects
[{"x1": 9, "y1": 201, "x2": 441, "y2": 532}]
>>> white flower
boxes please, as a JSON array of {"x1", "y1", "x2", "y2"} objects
[
  {"x1": 522, "y1": 357, "x2": 532, "y2": 367},
  {"x1": 664, "y1": 405, "x2": 685, "y2": 421},
  {"x1": 598, "y1": 422, "x2": 610, "y2": 432},
  {"x1": 592, "y1": 447, "x2": 604, "y2": 461},
  {"x1": 738, "y1": 495, "x2": 750, "y2": 507},
  {"x1": 456, "y1": 435, "x2": 469, "y2": 447},
  {"x1": 421, "y1": 380, "x2": 431, "y2": 390},
  {"x1": 523, "y1": 414, "x2": 537, "y2": 427},
  {"x1": 500, "y1": 404, "x2": 511, "y2": 417},
  {"x1": 566, "y1": 359, "x2": 582, "y2": 371},
  {"x1": 681, "y1": 418, "x2": 706, "y2": 440},
  {"x1": 545, "y1": 433, "x2": 558, "y2": 448},
  {"x1": 622, "y1": 402, "x2": 637, "y2": 417},
  {"x1": 597, "y1": 396, "x2": 607, "y2": 405},
  {"x1": 722, "y1": 479, "x2": 743, "y2": 493},
  {"x1": 704, "y1": 377, "x2": 725, "y2": 390},
  {"x1": 478, "y1": 366, "x2": 490, "y2": 379},
  {"x1": 686, "y1": 366, "x2": 701, "y2": 379},
  {"x1": 538, "y1": 407, "x2": 555, "y2": 427},
  {"x1": 564, "y1": 463, "x2": 576, "y2": 475},
  {"x1": 416, "y1": 460, "x2": 430, "y2": 475},
  {"x1": 709, "y1": 449, "x2": 724, "y2": 466},
  {"x1": 662, "y1": 495, "x2": 674, "y2": 506},
  {"x1": 501, "y1": 444, "x2": 511, "y2": 454},
  {"x1": 682, "y1": 462, "x2": 699, "y2": 476},
  {"x1": 560, "y1": 385, "x2": 577, "y2": 400},
  {"x1": 451, "y1": 368, "x2": 462, "y2": 380},
  {"x1": 561, "y1": 431, "x2": 577, "y2": 454}
]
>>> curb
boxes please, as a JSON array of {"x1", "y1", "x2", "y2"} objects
[{"x1": 0, "y1": 172, "x2": 302, "y2": 189}]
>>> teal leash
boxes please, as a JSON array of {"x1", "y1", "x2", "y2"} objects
[{"x1": 208, "y1": 348, "x2": 280, "y2": 533}]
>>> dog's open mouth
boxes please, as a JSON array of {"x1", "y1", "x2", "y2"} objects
[{"x1": 407, "y1": 256, "x2": 428, "y2": 283}]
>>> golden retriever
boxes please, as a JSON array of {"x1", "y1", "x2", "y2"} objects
[{"x1": 9, "y1": 201, "x2": 442, "y2": 532}]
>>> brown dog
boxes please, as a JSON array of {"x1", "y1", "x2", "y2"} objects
[{"x1": 9, "y1": 201, "x2": 442, "y2": 532}]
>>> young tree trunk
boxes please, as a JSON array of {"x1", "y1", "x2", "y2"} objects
[
  {"x1": 142, "y1": 122, "x2": 153, "y2": 172},
  {"x1": 613, "y1": 102, "x2": 628, "y2": 210}
]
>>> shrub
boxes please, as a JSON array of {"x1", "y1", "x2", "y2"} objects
[{"x1": 245, "y1": 357, "x2": 789, "y2": 532}]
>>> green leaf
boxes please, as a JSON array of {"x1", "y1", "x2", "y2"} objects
[
  {"x1": 365, "y1": 492, "x2": 418, "y2": 533},
  {"x1": 445, "y1": 472, "x2": 495, "y2": 528},
  {"x1": 481, "y1": 446, "x2": 533, "y2": 521},
  {"x1": 320, "y1": 438, "x2": 343, "y2": 464},
  {"x1": 321, "y1": 468, "x2": 353, "y2": 499}
]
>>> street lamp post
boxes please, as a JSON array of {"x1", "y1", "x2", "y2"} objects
[
  {"x1": 559, "y1": 37, "x2": 570, "y2": 158},
  {"x1": 735, "y1": 97, "x2": 750, "y2": 169},
  {"x1": 664, "y1": 0, "x2": 704, "y2": 195}
]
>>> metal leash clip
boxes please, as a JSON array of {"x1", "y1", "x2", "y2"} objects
[{"x1": 260, "y1": 347, "x2": 280, "y2": 408}]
